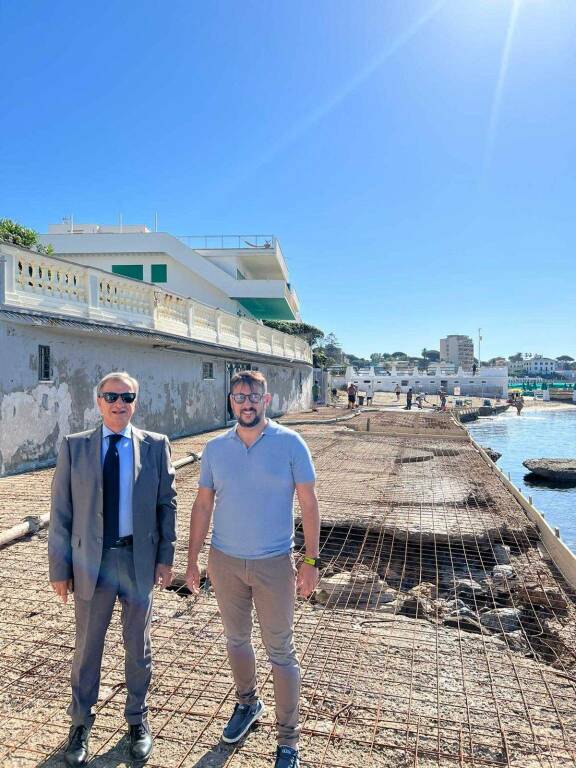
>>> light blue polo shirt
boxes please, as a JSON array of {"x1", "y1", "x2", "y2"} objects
[{"x1": 198, "y1": 420, "x2": 316, "y2": 559}]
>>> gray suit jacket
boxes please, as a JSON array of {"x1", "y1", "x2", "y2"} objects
[{"x1": 48, "y1": 425, "x2": 177, "y2": 600}]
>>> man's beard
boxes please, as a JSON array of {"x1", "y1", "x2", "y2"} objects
[{"x1": 237, "y1": 409, "x2": 263, "y2": 428}]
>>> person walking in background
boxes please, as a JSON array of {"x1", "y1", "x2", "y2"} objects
[
  {"x1": 312, "y1": 380, "x2": 320, "y2": 411},
  {"x1": 49, "y1": 372, "x2": 177, "y2": 766},
  {"x1": 395, "y1": 384, "x2": 401, "y2": 401},
  {"x1": 186, "y1": 371, "x2": 320, "y2": 768},
  {"x1": 514, "y1": 394, "x2": 524, "y2": 416},
  {"x1": 439, "y1": 389, "x2": 447, "y2": 412},
  {"x1": 405, "y1": 387, "x2": 413, "y2": 410},
  {"x1": 347, "y1": 382, "x2": 357, "y2": 409}
]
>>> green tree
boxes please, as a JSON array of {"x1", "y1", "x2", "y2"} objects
[
  {"x1": 314, "y1": 332, "x2": 346, "y2": 368},
  {"x1": 391, "y1": 351, "x2": 408, "y2": 359},
  {"x1": 557, "y1": 355, "x2": 574, "y2": 361},
  {"x1": 347, "y1": 353, "x2": 371, "y2": 368},
  {"x1": 508, "y1": 352, "x2": 523, "y2": 362},
  {"x1": 0, "y1": 218, "x2": 53, "y2": 255},
  {"x1": 262, "y1": 320, "x2": 324, "y2": 346},
  {"x1": 312, "y1": 346, "x2": 328, "y2": 370}
]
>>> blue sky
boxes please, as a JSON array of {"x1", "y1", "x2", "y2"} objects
[{"x1": 1, "y1": 0, "x2": 575, "y2": 360}]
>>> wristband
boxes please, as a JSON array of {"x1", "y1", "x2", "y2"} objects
[{"x1": 302, "y1": 555, "x2": 321, "y2": 568}]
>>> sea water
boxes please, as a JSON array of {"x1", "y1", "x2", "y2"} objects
[{"x1": 467, "y1": 408, "x2": 576, "y2": 553}]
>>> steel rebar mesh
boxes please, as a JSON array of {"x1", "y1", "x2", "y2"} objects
[{"x1": 0, "y1": 412, "x2": 575, "y2": 767}]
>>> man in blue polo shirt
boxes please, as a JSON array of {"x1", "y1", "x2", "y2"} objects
[{"x1": 186, "y1": 370, "x2": 320, "y2": 768}]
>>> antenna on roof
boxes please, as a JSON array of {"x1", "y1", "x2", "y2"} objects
[
  {"x1": 154, "y1": 212, "x2": 158, "y2": 232},
  {"x1": 119, "y1": 213, "x2": 123, "y2": 233}
]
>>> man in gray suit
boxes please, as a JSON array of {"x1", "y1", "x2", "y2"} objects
[{"x1": 49, "y1": 371, "x2": 177, "y2": 766}]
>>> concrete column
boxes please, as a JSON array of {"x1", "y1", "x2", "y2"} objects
[
  {"x1": 0, "y1": 247, "x2": 15, "y2": 305},
  {"x1": 0, "y1": 248, "x2": 6, "y2": 306},
  {"x1": 87, "y1": 272, "x2": 100, "y2": 310},
  {"x1": 238, "y1": 320, "x2": 244, "y2": 350},
  {"x1": 215, "y1": 310, "x2": 222, "y2": 343},
  {"x1": 187, "y1": 301, "x2": 195, "y2": 339}
]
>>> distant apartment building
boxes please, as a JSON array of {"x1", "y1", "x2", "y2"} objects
[{"x1": 439, "y1": 335, "x2": 474, "y2": 370}]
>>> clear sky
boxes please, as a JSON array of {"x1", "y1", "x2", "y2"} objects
[{"x1": 1, "y1": 0, "x2": 575, "y2": 360}]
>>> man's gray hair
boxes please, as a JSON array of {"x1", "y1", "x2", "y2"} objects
[{"x1": 96, "y1": 371, "x2": 139, "y2": 396}]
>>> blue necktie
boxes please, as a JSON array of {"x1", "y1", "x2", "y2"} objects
[{"x1": 103, "y1": 434, "x2": 122, "y2": 548}]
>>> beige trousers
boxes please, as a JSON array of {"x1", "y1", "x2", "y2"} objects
[{"x1": 208, "y1": 546, "x2": 301, "y2": 747}]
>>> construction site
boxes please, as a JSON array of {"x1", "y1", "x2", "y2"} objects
[{"x1": 1, "y1": 404, "x2": 576, "y2": 767}]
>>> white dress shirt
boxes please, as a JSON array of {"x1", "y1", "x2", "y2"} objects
[{"x1": 101, "y1": 424, "x2": 134, "y2": 537}]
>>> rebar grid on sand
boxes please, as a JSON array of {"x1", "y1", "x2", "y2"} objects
[{"x1": 0, "y1": 412, "x2": 575, "y2": 767}]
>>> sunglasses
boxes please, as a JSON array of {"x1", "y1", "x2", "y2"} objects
[
  {"x1": 98, "y1": 392, "x2": 137, "y2": 403},
  {"x1": 230, "y1": 392, "x2": 264, "y2": 404}
]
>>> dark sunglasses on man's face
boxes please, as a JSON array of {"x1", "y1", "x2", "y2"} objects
[
  {"x1": 99, "y1": 392, "x2": 137, "y2": 404},
  {"x1": 230, "y1": 392, "x2": 264, "y2": 404}
]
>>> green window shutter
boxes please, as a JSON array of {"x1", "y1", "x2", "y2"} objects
[
  {"x1": 151, "y1": 263, "x2": 168, "y2": 283},
  {"x1": 112, "y1": 264, "x2": 144, "y2": 280}
]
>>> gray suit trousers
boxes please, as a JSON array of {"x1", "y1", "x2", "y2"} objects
[{"x1": 68, "y1": 547, "x2": 153, "y2": 726}]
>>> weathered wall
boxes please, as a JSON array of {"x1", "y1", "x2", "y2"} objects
[{"x1": 0, "y1": 318, "x2": 312, "y2": 475}]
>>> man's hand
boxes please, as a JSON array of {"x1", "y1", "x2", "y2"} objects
[
  {"x1": 155, "y1": 564, "x2": 173, "y2": 589},
  {"x1": 297, "y1": 563, "x2": 319, "y2": 599},
  {"x1": 185, "y1": 560, "x2": 201, "y2": 595},
  {"x1": 51, "y1": 579, "x2": 73, "y2": 604}
]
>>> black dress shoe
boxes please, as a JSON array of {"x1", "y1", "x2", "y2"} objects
[
  {"x1": 64, "y1": 723, "x2": 91, "y2": 767},
  {"x1": 129, "y1": 722, "x2": 153, "y2": 761}
]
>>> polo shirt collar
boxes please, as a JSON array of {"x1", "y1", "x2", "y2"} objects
[{"x1": 228, "y1": 419, "x2": 275, "y2": 440}]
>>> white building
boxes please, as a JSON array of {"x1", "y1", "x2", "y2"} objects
[
  {"x1": 332, "y1": 365, "x2": 508, "y2": 398},
  {"x1": 440, "y1": 335, "x2": 475, "y2": 370},
  {"x1": 524, "y1": 356, "x2": 557, "y2": 375},
  {"x1": 508, "y1": 355, "x2": 559, "y2": 376},
  {"x1": 41, "y1": 225, "x2": 300, "y2": 323},
  {"x1": 0, "y1": 239, "x2": 313, "y2": 475}
]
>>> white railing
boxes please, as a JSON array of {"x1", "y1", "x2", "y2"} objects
[{"x1": 0, "y1": 243, "x2": 312, "y2": 364}]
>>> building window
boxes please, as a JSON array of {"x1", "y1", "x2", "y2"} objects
[
  {"x1": 151, "y1": 264, "x2": 167, "y2": 283},
  {"x1": 112, "y1": 264, "x2": 144, "y2": 280},
  {"x1": 401, "y1": 380, "x2": 409, "y2": 386},
  {"x1": 38, "y1": 345, "x2": 51, "y2": 381},
  {"x1": 202, "y1": 362, "x2": 214, "y2": 380}
]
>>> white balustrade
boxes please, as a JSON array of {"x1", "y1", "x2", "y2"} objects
[
  {"x1": 240, "y1": 322, "x2": 258, "y2": 351},
  {"x1": 99, "y1": 275, "x2": 152, "y2": 317},
  {"x1": 192, "y1": 304, "x2": 219, "y2": 342},
  {"x1": 154, "y1": 291, "x2": 188, "y2": 332},
  {"x1": 260, "y1": 330, "x2": 273, "y2": 355},
  {"x1": 2, "y1": 244, "x2": 312, "y2": 364},
  {"x1": 15, "y1": 252, "x2": 87, "y2": 304},
  {"x1": 219, "y1": 314, "x2": 240, "y2": 347}
]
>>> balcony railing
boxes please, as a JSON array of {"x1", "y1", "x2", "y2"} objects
[
  {"x1": 177, "y1": 234, "x2": 277, "y2": 250},
  {"x1": 0, "y1": 243, "x2": 312, "y2": 364}
]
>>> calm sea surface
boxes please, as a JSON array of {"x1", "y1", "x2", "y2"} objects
[{"x1": 466, "y1": 408, "x2": 576, "y2": 554}]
